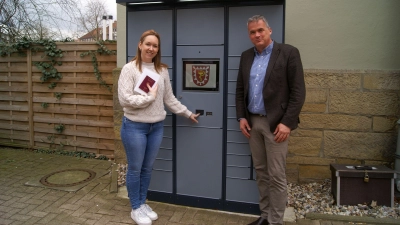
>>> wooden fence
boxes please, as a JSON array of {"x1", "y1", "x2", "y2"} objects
[{"x1": 0, "y1": 42, "x2": 116, "y2": 159}]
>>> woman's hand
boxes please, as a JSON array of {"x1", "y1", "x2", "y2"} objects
[
  {"x1": 189, "y1": 113, "x2": 200, "y2": 123},
  {"x1": 147, "y1": 83, "x2": 158, "y2": 98}
]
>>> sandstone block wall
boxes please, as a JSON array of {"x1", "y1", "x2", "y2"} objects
[
  {"x1": 113, "y1": 68, "x2": 125, "y2": 164},
  {"x1": 291, "y1": 70, "x2": 400, "y2": 183}
]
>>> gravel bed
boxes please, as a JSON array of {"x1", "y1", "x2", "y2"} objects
[
  {"x1": 117, "y1": 163, "x2": 400, "y2": 220},
  {"x1": 287, "y1": 179, "x2": 399, "y2": 219}
]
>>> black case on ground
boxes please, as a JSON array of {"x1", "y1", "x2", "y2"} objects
[{"x1": 330, "y1": 164, "x2": 396, "y2": 207}]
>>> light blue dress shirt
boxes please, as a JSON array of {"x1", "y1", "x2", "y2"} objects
[{"x1": 247, "y1": 41, "x2": 274, "y2": 115}]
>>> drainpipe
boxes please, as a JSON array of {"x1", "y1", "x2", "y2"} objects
[{"x1": 396, "y1": 119, "x2": 400, "y2": 192}]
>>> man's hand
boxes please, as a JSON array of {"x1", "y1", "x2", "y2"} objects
[
  {"x1": 273, "y1": 123, "x2": 290, "y2": 143},
  {"x1": 189, "y1": 113, "x2": 200, "y2": 123},
  {"x1": 147, "y1": 83, "x2": 158, "y2": 98},
  {"x1": 239, "y1": 119, "x2": 251, "y2": 139}
]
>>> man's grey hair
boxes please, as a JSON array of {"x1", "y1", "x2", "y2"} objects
[{"x1": 247, "y1": 15, "x2": 270, "y2": 28}]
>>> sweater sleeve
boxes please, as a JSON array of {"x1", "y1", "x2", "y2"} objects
[
  {"x1": 162, "y1": 69, "x2": 192, "y2": 118},
  {"x1": 118, "y1": 63, "x2": 155, "y2": 109}
]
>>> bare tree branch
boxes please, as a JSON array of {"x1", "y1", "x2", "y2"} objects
[
  {"x1": 0, "y1": 0, "x2": 81, "y2": 42},
  {"x1": 78, "y1": 0, "x2": 108, "y2": 41}
]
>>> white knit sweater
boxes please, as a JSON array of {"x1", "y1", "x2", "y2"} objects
[{"x1": 118, "y1": 61, "x2": 192, "y2": 123}]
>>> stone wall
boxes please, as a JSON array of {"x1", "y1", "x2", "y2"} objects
[
  {"x1": 113, "y1": 68, "x2": 400, "y2": 183},
  {"x1": 113, "y1": 68, "x2": 125, "y2": 164},
  {"x1": 288, "y1": 69, "x2": 400, "y2": 183}
]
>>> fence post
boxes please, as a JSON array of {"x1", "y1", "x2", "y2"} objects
[
  {"x1": 396, "y1": 119, "x2": 400, "y2": 192},
  {"x1": 27, "y1": 48, "x2": 34, "y2": 148}
]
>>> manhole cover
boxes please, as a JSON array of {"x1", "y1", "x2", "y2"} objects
[{"x1": 40, "y1": 169, "x2": 96, "y2": 187}]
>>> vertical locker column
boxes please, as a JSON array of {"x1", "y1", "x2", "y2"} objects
[
  {"x1": 175, "y1": 7, "x2": 224, "y2": 200},
  {"x1": 226, "y1": 5, "x2": 284, "y2": 204}
]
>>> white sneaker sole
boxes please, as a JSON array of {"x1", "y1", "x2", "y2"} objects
[
  {"x1": 148, "y1": 214, "x2": 158, "y2": 221},
  {"x1": 131, "y1": 211, "x2": 152, "y2": 225}
]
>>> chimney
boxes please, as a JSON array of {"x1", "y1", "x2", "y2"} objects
[
  {"x1": 108, "y1": 15, "x2": 113, "y2": 40},
  {"x1": 102, "y1": 16, "x2": 107, "y2": 40}
]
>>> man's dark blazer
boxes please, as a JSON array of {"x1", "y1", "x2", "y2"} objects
[{"x1": 235, "y1": 41, "x2": 306, "y2": 132}]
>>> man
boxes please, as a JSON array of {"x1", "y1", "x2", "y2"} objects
[{"x1": 235, "y1": 15, "x2": 305, "y2": 225}]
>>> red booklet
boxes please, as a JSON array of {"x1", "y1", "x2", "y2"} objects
[
  {"x1": 134, "y1": 68, "x2": 160, "y2": 95},
  {"x1": 138, "y1": 76, "x2": 155, "y2": 93}
]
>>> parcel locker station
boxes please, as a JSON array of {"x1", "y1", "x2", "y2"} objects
[{"x1": 117, "y1": 0, "x2": 285, "y2": 214}]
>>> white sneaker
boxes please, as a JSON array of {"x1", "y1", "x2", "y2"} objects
[
  {"x1": 140, "y1": 204, "x2": 158, "y2": 220},
  {"x1": 131, "y1": 208, "x2": 152, "y2": 225}
]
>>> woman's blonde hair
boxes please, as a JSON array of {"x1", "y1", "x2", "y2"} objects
[{"x1": 131, "y1": 29, "x2": 167, "y2": 73}]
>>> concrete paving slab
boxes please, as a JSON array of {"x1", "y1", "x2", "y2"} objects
[{"x1": 307, "y1": 213, "x2": 399, "y2": 225}]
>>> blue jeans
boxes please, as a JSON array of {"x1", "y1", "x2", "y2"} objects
[{"x1": 121, "y1": 116, "x2": 164, "y2": 209}]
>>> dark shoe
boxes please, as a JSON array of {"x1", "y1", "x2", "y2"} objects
[{"x1": 247, "y1": 217, "x2": 269, "y2": 225}]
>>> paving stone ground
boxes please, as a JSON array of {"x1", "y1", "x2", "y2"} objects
[{"x1": 0, "y1": 148, "x2": 396, "y2": 225}]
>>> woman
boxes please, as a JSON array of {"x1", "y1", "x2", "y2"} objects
[{"x1": 118, "y1": 30, "x2": 199, "y2": 225}]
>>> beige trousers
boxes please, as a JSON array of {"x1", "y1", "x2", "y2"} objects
[{"x1": 249, "y1": 115, "x2": 288, "y2": 225}]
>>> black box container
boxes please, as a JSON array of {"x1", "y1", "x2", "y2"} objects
[{"x1": 330, "y1": 164, "x2": 396, "y2": 207}]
